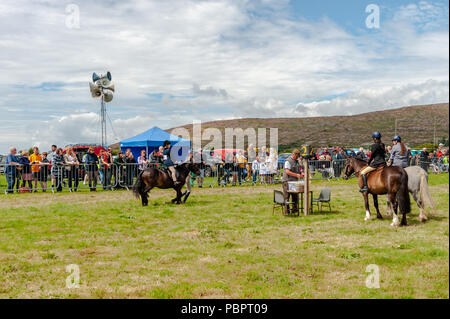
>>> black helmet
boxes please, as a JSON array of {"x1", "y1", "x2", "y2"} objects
[
  {"x1": 392, "y1": 135, "x2": 401, "y2": 142},
  {"x1": 163, "y1": 140, "x2": 171, "y2": 147},
  {"x1": 372, "y1": 131, "x2": 382, "y2": 139}
]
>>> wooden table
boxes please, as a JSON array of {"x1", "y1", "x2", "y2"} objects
[{"x1": 287, "y1": 190, "x2": 314, "y2": 215}]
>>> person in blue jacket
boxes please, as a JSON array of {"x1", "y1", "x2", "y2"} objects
[{"x1": 163, "y1": 140, "x2": 181, "y2": 185}]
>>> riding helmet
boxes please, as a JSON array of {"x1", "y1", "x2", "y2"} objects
[
  {"x1": 163, "y1": 140, "x2": 171, "y2": 147},
  {"x1": 372, "y1": 131, "x2": 382, "y2": 139},
  {"x1": 392, "y1": 135, "x2": 401, "y2": 142}
]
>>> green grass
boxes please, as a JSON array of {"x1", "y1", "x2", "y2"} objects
[{"x1": 0, "y1": 174, "x2": 448, "y2": 298}]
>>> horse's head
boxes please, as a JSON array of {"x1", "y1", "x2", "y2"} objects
[
  {"x1": 187, "y1": 161, "x2": 201, "y2": 176},
  {"x1": 342, "y1": 157, "x2": 355, "y2": 180}
]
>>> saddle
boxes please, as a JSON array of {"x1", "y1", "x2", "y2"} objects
[
  {"x1": 160, "y1": 167, "x2": 180, "y2": 180},
  {"x1": 364, "y1": 163, "x2": 386, "y2": 176}
]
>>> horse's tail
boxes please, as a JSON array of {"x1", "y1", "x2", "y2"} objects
[
  {"x1": 398, "y1": 170, "x2": 411, "y2": 214},
  {"x1": 132, "y1": 170, "x2": 146, "y2": 199},
  {"x1": 419, "y1": 170, "x2": 436, "y2": 213}
]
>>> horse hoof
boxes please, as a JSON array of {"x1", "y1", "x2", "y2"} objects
[
  {"x1": 377, "y1": 215, "x2": 383, "y2": 220},
  {"x1": 390, "y1": 222, "x2": 400, "y2": 227},
  {"x1": 364, "y1": 217, "x2": 370, "y2": 221},
  {"x1": 419, "y1": 215, "x2": 428, "y2": 222}
]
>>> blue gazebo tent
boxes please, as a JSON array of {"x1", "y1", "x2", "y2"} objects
[{"x1": 120, "y1": 126, "x2": 191, "y2": 160}]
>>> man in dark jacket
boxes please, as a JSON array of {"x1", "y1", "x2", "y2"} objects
[
  {"x1": 85, "y1": 147, "x2": 99, "y2": 191},
  {"x1": 359, "y1": 131, "x2": 386, "y2": 193},
  {"x1": 419, "y1": 147, "x2": 430, "y2": 172}
]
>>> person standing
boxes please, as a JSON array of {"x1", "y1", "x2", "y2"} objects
[
  {"x1": 5, "y1": 147, "x2": 19, "y2": 194},
  {"x1": 85, "y1": 147, "x2": 99, "y2": 191},
  {"x1": 252, "y1": 156, "x2": 260, "y2": 185},
  {"x1": 29, "y1": 146, "x2": 43, "y2": 192},
  {"x1": 390, "y1": 135, "x2": 410, "y2": 168},
  {"x1": 19, "y1": 150, "x2": 32, "y2": 190},
  {"x1": 419, "y1": 147, "x2": 430, "y2": 172},
  {"x1": 101, "y1": 147, "x2": 113, "y2": 190},
  {"x1": 114, "y1": 151, "x2": 126, "y2": 188},
  {"x1": 51, "y1": 148, "x2": 65, "y2": 192},
  {"x1": 40, "y1": 152, "x2": 50, "y2": 192},
  {"x1": 282, "y1": 149, "x2": 304, "y2": 215},
  {"x1": 194, "y1": 149, "x2": 205, "y2": 188},
  {"x1": 49, "y1": 144, "x2": 57, "y2": 188},
  {"x1": 125, "y1": 149, "x2": 136, "y2": 187},
  {"x1": 138, "y1": 149, "x2": 149, "y2": 171},
  {"x1": 64, "y1": 146, "x2": 80, "y2": 192}
]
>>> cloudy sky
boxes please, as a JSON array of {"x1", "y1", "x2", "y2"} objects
[{"x1": 0, "y1": 0, "x2": 448, "y2": 153}]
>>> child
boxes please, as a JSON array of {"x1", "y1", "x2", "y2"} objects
[
  {"x1": 259, "y1": 159, "x2": 266, "y2": 184},
  {"x1": 19, "y1": 150, "x2": 33, "y2": 189},
  {"x1": 252, "y1": 156, "x2": 260, "y2": 185},
  {"x1": 40, "y1": 152, "x2": 50, "y2": 192}
]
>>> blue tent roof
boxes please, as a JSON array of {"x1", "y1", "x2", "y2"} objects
[{"x1": 120, "y1": 126, "x2": 191, "y2": 148}]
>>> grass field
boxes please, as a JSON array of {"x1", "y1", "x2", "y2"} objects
[{"x1": 0, "y1": 174, "x2": 448, "y2": 298}]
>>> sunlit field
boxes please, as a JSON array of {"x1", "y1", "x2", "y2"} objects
[{"x1": 0, "y1": 174, "x2": 448, "y2": 298}]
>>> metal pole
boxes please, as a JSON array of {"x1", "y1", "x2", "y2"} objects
[
  {"x1": 433, "y1": 117, "x2": 436, "y2": 149},
  {"x1": 304, "y1": 159, "x2": 310, "y2": 216},
  {"x1": 101, "y1": 95, "x2": 106, "y2": 149},
  {"x1": 394, "y1": 118, "x2": 397, "y2": 136}
]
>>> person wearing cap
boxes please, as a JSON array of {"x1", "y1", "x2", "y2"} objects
[
  {"x1": 359, "y1": 132, "x2": 386, "y2": 193},
  {"x1": 390, "y1": 135, "x2": 410, "y2": 168},
  {"x1": 282, "y1": 149, "x2": 304, "y2": 215}
]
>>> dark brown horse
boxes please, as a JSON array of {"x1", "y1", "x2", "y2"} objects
[
  {"x1": 343, "y1": 157, "x2": 411, "y2": 226},
  {"x1": 133, "y1": 162, "x2": 201, "y2": 206}
]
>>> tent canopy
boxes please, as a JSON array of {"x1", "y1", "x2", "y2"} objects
[{"x1": 120, "y1": 126, "x2": 191, "y2": 160}]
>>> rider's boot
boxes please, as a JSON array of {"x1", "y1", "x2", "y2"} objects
[{"x1": 359, "y1": 174, "x2": 369, "y2": 193}]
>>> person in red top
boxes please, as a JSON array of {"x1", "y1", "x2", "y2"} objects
[{"x1": 436, "y1": 144, "x2": 445, "y2": 158}]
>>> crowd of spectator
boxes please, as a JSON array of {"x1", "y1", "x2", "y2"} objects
[{"x1": 2, "y1": 141, "x2": 448, "y2": 194}]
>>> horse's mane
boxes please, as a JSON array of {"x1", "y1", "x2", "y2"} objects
[{"x1": 353, "y1": 157, "x2": 369, "y2": 163}]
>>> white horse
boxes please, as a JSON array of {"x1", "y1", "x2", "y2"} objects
[{"x1": 387, "y1": 166, "x2": 435, "y2": 222}]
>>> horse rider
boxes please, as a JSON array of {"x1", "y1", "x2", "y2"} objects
[
  {"x1": 359, "y1": 131, "x2": 386, "y2": 193},
  {"x1": 390, "y1": 135, "x2": 410, "y2": 168},
  {"x1": 163, "y1": 140, "x2": 181, "y2": 186}
]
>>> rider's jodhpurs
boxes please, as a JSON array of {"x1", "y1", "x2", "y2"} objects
[{"x1": 168, "y1": 166, "x2": 177, "y2": 182}]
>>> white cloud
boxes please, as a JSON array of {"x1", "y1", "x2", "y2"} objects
[
  {"x1": 293, "y1": 79, "x2": 449, "y2": 117},
  {"x1": 0, "y1": 0, "x2": 448, "y2": 153}
]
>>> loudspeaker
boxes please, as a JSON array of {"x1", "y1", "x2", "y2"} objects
[
  {"x1": 103, "y1": 91, "x2": 113, "y2": 102},
  {"x1": 92, "y1": 72, "x2": 100, "y2": 82},
  {"x1": 89, "y1": 82, "x2": 102, "y2": 98}
]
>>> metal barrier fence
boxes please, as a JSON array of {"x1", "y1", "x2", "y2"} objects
[
  {"x1": 1, "y1": 158, "x2": 446, "y2": 194},
  {"x1": 0, "y1": 162, "x2": 152, "y2": 194}
]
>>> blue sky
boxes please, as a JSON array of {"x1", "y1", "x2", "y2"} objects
[{"x1": 0, "y1": 0, "x2": 448, "y2": 153}]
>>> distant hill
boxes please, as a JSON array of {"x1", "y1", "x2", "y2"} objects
[{"x1": 168, "y1": 103, "x2": 449, "y2": 150}]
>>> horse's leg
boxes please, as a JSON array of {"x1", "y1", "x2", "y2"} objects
[
  {"x1": 385, "y1": 194, "x2": 392, "y2": 217},
  {"x1": 373, "y1": 194, "x2": 382, "y2": 219},
  {"x1": 183, "y1": 191, "x2": 191, "y2": 203},
  {"x1": 142, "y1": 186, "x2": 153, "y2": 206},
  {"x1": 389, "y1": 193, "x2": 400, "y2": 227},
  {"x1": 362, "y1": 192, "x2": 371, "y2": 221},
  {"x1": 175, "y1": 187, "x2": 183, "y2": 204},
  {"x1": 412, "y1": 190, "x2": 427, "y2": 222},
  {"x1": 182, "y1": 175, "x2": 191, "y2": 203},
  {"x1": 401, "y1": 210, "x2": 407, "y2": 226}
]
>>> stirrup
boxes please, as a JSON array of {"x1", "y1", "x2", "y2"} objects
[{"x1": 359, "y1": 187, "x2": 369, "y2": 193}]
